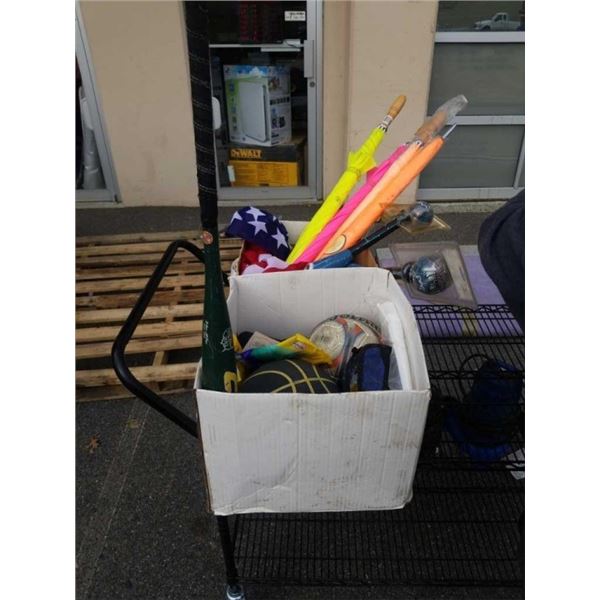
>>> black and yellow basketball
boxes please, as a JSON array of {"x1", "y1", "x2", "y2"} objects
[{"x1": 239, "y1": 359, "x2": 339, "y2": 394}]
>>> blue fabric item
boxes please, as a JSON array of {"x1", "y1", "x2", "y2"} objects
[
  {"x1": 225, "y1": 206, "x2": 290, "y2": 260},
  {"x1": 361, "y1": 348, "x2": 387, "y2": 390},
  {"x1": 341, "y1": 344, "x2": 392, "y2": 392},
  {"x1": 445, "y1": 354, "x2": 523, "y2": 458},
  {"x1": 445, "y1": 410, "x2": 513, "y2": 462},
  {"x1": 466, "y1": 358, "x2": 523, "y2": 427}
]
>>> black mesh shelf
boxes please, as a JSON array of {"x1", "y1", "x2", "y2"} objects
[
  {"x1": 417, "y1": 304, "x2": 524, "y2": 475},
  {"x1": 233, "y1": 473, "x2": 522, "y2": 587},
  {"x1": 230, "y1": 305, "x2": 525, "y2": 589}
]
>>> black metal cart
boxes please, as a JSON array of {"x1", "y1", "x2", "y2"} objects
[{"x1": 113, "y1": 243, "x2": 524, "y2": 599}]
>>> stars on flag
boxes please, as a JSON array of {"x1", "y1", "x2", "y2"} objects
[
  {"x1": 246, "y1": 207, "x2": 265, "y2": 221},
  {"x1": 224, "y1": 206, "x2": 291, "y2": 260},
  {"x1": 271, "y1": 229, "x2": 288, "y2": 249},
  {"x1": 249, "y1": 219, "x2": 268, "y2": 234}
]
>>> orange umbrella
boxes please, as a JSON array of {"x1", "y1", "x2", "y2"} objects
[
  {"x1": 315, "y1": 95, "x2": 467, "y2": 259},
  {"x1": 316, "y1": 127, "x2": 455, "y2": 259}
]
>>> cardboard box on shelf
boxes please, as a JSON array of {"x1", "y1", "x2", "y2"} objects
[
  {"x1": 224, "y1": 65, "x2": 292, "y2": 146},
  {"x1": 227, "y1": 135, "x2": 305, "y2": 187}
]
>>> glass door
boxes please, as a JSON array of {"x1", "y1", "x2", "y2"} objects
[{"x1": 207, "y1": 0, "x2": 322, "y2": 204}]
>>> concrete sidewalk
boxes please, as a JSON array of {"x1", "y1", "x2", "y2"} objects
[{"x1": 76, "y1": 204, "x2": 490, "y2": 247}]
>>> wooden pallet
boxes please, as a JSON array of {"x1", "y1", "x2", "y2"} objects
[{"x1": 76, "y1": 230, "x2": 242, "y2": 401}]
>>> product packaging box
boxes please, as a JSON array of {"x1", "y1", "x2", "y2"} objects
[
  {"x1": 227, "y1": 135, "x2": 305, "y2": 186},
  {"x1": 195, "y1": 268, "x2": 431, "y2": 515},
  {"x1": 224, "y1": 65, "x2": 292, "y2": 146}
]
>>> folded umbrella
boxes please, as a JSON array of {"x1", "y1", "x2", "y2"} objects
[
  {"x1": 315, "y1": 95, "x2": 467, "y2": 260},
  {"x1": 292, "y1": 143, "x2": 408, "y2": 265},
  {"x1": 309, "y1": 202, "x2": 434, "y2": 270},
  {"x1": 286, "y1": 94, "x2": 407, "y2": 263},
  {"x1": 317, "y1": 128, "x2": 456, "y2": 259}
]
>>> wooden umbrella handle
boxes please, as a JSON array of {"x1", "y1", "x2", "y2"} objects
[
  {"x1": 386, "y1": 95, "x2": 407, "y2": 120},
  {"x1": 414, "y1": 110, "x2": 448, "y2": 143}
]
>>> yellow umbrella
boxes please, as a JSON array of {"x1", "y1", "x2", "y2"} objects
[{"x1": 286, "y1": 94, "x2": 407, "y2": 263}]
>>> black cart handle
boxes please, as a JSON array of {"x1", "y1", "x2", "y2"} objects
[{"x1": 111, "y1": 239, "x2": 227, "y2": 438}]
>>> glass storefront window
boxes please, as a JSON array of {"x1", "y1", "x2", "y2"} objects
[
  {"x1": 437, "y1": 1, "x2": 525, "y2": 32},
  {"x1": 419, "y1": 125, "x2": 524, "y2": 189},
  {"x1": 519, "y1": 156, "x2": 525, "y2": 187},
  {"x1": 421, "y1": 2, "x2": 525, "y2": 198},
  {"x1": 428, "y1": 43, "x2": 524, "y2": 116}
]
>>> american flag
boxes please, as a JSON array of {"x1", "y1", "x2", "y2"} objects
[{"x1": 225, "y1": 206, "x2": 290, "y2": 260}]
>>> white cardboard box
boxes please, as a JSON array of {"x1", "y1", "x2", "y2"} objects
[{"x1": 195, "y1": 268, "x2": 430, "y2": 515}]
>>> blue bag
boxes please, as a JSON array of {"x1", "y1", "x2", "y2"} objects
[{"x1": 340, "y1": 344, "x2": 392, "y2": 392}]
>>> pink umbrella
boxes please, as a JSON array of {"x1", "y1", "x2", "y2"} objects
[{"x1": 291, "y1": 143, "x2": 408, "y2": 265}]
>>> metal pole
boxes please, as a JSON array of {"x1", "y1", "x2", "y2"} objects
[{"x1": 217, "y1": 516, "x2": 245, "y2": 600}]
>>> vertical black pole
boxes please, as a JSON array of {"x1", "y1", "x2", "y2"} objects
[
  {"x1": 217, "y1": 516, "x2": 244, "y2": 598},
  {"x1": 184, "y1": 1, "x2": 238, "y2": 394},
  {"x1": 185, "y1": 5, "x2": 244, "y2": 598}
]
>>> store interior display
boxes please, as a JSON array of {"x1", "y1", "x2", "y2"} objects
[
  {"x1": 208, "y1": 1, "x2": 308, "y2": 44},
  {"x1": 224, "y1": 64, "x2": 292, "y2": 146},
  {"x1": 207, "y1": 2, "x2": 309, "y2": 189},
  {"x1": 76, "y1": 58, "x2": 105, "y2": 190}
]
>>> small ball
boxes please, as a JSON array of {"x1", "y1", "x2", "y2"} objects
[
  {"x1": 406, "y1": 255, "x2": 451, "y2": 295},
  {"x1": 239, "y1": 359, "x2": 339, "y2": 394},
  {"x1": 410, "y1": 201, "x2": 434, "y2": 224}
]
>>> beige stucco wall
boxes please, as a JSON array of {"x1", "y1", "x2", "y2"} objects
[
  {"x1": 80, "y1": 0, "x2": 436, "y2": 207},
  {"x1": 322, "y1": 0, "x2": 351, "y2": 200},
  {"x1": 79, "y1": 0, "x2": 198, "y2": 206},
  {"x1": 323, "y1": 0, "x2": 438, "y2": 203}
]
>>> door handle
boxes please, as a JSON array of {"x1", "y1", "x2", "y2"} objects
[{"x1": 303, "y1": 39, "x2": 314, "y2": 79}]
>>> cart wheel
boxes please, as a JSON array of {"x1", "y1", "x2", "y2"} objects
[{"x1": 226, "y1": 584, "x2": 246, "y2": 600}]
